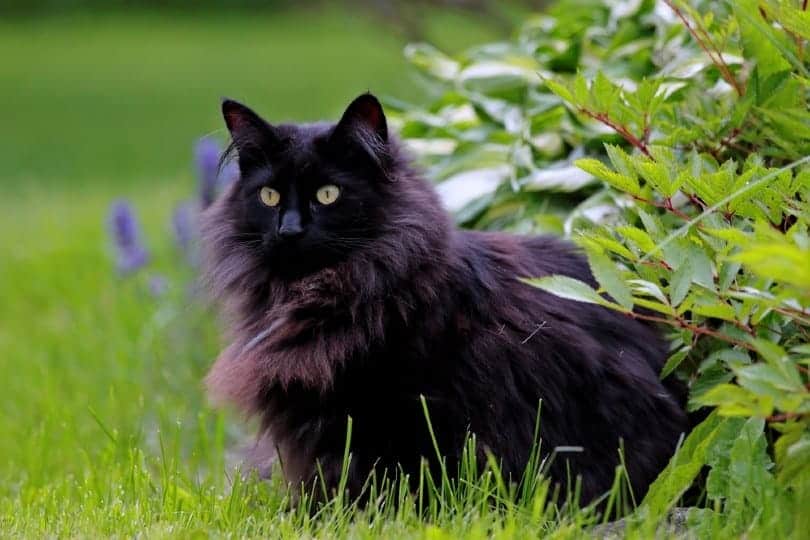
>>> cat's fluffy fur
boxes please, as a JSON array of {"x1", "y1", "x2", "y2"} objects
[{"x1": 202, "y1": 93, "x2": 688, "y2": 504}]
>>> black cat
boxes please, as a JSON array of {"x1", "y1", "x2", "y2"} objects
[{"x1": 201, "y1": 93, "x2": 688, "y2": 505}]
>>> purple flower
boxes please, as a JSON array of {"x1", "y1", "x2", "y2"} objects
[
  {"x1": 148, "y1": 274, "x2": 169, "y2": 297},
  {"x1": 108, "y1": 200, "x2": 149, "y2": 274},
  {"x1": 195, "y1": 137, "x2": 224, "y2": 208},
  {"x1": 171, "y1": 201, "x2": 201, "y2": 265},
  {"x1": 172, "y1": 202, "x2": 196, "y2": 254}
]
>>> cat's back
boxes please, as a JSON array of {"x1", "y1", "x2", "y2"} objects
[
  {"x1": 450, "y1": 228, "x2": 669, "y2": 380},
  {"x1": 452, "y1": 229, "x2": 595, "y2": 286}
]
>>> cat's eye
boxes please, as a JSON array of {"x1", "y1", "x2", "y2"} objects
[
  {"x1": 315, "y1": 185, "x2": 341, "y2": 205},
  {"x1": 259, "y1": 187, "x2": 281, "y2": 207}
]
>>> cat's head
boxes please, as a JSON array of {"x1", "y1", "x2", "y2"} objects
[{"x1": 211, "y1": 93, "x2": 405, "y2": 279}]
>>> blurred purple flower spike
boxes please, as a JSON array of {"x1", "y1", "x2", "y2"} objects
[
  {"x1": 172, "y1": 202, "x2": 196, "y2": 254},
  {"x1": 148, "y1": 274, "x2": 169, "y2": 297},
  {"x1": 108, "y1": 199, "x2": 149, "y2": 274},
  {"x1": 195, "y1": 137, "x2": 225, "y2": 208},
  {"x1": 171, "y1": 201, "x2": 200, "y2": 265}
]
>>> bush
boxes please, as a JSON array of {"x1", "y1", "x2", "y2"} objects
[{"x1": 395, "y1": 0, "x2": 810, "y2": 534}]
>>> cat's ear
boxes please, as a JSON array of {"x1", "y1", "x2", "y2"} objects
[
  {"x1": 334, "y1": 93, "x2": 388, "y2": 142},
  {"x1": 330, "y1": 93, "x2": 392, "y2": 178},
  {"x1": 221, "y1": 99, "x2": 282, "y2": 169}
]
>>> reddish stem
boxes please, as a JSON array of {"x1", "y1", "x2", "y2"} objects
[
  {"x1": 578, "y1": 108, "x2": 652, "y2": 158},
  {"x1": 664, "y1": 0, "x2": 744, "y2": 96},
  {"x1": 767, "y1": 412, "x2": 805, "y2": 423},
  {"x1": 632, "y1": 195, "x2": 695, "y2": 223},
  {"x1": 626, "y1": 311, "x2": 756, "y2": 351},
  {"x1": 716, "y1": 126, "x2": 743, "y2": 154}
]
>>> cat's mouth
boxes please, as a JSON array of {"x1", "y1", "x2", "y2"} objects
[{"x1": 264, "y1": 238, "x2": 333, "y2": 278}]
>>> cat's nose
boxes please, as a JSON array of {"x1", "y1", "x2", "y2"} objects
[{"x1": 278, "y1": 210, "x2": 304, "y2": 238}]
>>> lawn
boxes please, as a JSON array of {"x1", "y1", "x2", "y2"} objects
[{"x1": 0, "y1": 8, "x2": 534, "y2": 537}]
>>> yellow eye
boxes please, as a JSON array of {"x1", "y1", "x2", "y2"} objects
[
  {"x1": 315, "y1": 184, "x2": 341, "y2": 205},
  {"x1": 259, "y1": 187, "x2": 280, "y2": 207}
]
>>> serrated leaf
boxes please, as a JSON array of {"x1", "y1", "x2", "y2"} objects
[
  {"x1": 735, "y1": 0, "x2": 808, "y2": 78},
  {"x1": 732, "y1": 244, "x2": 810, "y2": 288},
  {"x1": 660, "y1": 346, "x2": 690, "y2": 379},
  {"x1": 639, "y1": 413, "x2": 727, "y2": 521},
  {"x1": 736, "y1": 363, "x2": 804, "y2": 399},
  {"x1": 575, "y1": 158, "x2": 642, "y2": 196},
  {"x1": 544, "y1": 79, "x2": 574, "y2": 103},
  {"x1": 669, "y1": 258, "x2": 692, "y2": 307},
  {"x1": 604, "y1": 143, "x2": 638, "y2": 180},
  {"x1": 690, "y1": 298, "x2": 736, "y2": 322},
  {"x1": 697, "y1": 384, "x2": 760, "y2": 417},
  {"x1": 617, "y1": 226, "x2": 657, "y2": 254},
  {"x1": 686, "y1": 244, "x2": 714, "y2": 289},
  {"x1": 628, "y1": 279, "x2": 669, "y2": 305},
  {"x1": 635, "y1": 159, "x2": 677, "y2": 197},
  {"x1": 587, "y1": 250, "x2": 634, "y2": 310},
  {"x1": 522, "y1": 275, "x2": 626, "y2": 311}
]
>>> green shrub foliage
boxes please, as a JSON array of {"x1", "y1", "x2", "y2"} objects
[{"x1": 396, "y1": 0, "x2": 810, "y2": 533}]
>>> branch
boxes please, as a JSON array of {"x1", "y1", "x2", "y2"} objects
[
  {"x1": 578, "y1": 108, "x2": 652, "y2": 158},
  {"x1": 664, "y1": 0, "x2": 744, "y2": 96},
  {"x1": 632, "y1": 194, "x2": 695, "y2": 222},
  {"x1": 767, "y1": 412, "x2": 807, "y2": 423},
  {"x1": 626, "y1": 311, "x2": 756, "y2": 350}
]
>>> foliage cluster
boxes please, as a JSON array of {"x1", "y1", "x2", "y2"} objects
[{"x1": 394, "y1": 0, "x2": 810, "y2": 535}]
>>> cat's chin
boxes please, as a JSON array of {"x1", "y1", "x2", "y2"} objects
[{"x1": 265, "y1": 248, "x2": 338, "y2": 281}]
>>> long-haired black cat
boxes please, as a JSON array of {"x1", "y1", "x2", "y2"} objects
[{"x1": 201, "y1": 93, "x2": 688, "y2": 505}]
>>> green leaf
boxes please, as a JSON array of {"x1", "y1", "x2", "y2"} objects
[
  {"x1": 574, "y1": 158, "x2": 642, "y2": 196},
  {"x1": 628, "y1": 279, "x2": 669, "y2": 305},
  {"x1": 543, "y1": 78, "x2": 574, "y2": 103},
  {"x1": 697, "y1": 384, "x2": 763, "y2": 417},
  {"x1": 731, "y1": 244, "x2": 810, "y2": 288},
  {"x1": 669, "y1": 258, "x2": 692, "y2": 308},
  {"x1": 617, "y1": 226, "x2": 657, "y2": 255},
  {"x1": 750, "y1": 339, "x2": 787, "y2": 365},
  {"x1": 604, "y1": 143, "x2": 638, "y2": 181},
  {"x1": 403, "y1": 43, "x2": 460, "y2": 80},
  {"x1": 639, "y1": 413, "x2": 728, "y2": 522},
  {"x1": 703, "y1": 227, "x2": 752, "y2": 247},
  {"x1": 686, "y1": 244, "x2": 714, "y2": 289},
  {"x1": 635, "y1": 159, "x2": 677, "y2": 197},
  {"x1": 774, "y1": 5, "x2": 810, "y2": 41},
  {"x1": 573, "y1": 73, "x2": 589, "y2": 105},
  {"x1": 579, "y1": 232, "x2": 637, "y2": 261},
  {"x1": 736, "y1": 363, "x2": 804, "y2": 400},
  {"x1": 734, "y1": 0, "x2": 808, "y2": 78},
  {"x1": 660, "y1": 346, "x2": 691, "y2": 379},
  {"x1": 587, "y1": 250, "x2": 634, "y2": 310},
  {"x1": 521, "y1": 275, "x2": 627, "y2": 311},
  {"x1": 688, "y1": 297, "x2": 736, "y2": 322},
  {"x1": 777, "y1": 435, "x2": 810, "y2": 487},
  {"x1": 690, "y1": 365, "x2": 735, "y2": 410}
]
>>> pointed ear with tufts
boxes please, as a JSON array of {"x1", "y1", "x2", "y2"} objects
[
  {"x1": 329, "y1": 93, "x2": 393, "y2": 179},
  {"x1": 221, "y1": 99, "x2": 282, "y2": 171}
]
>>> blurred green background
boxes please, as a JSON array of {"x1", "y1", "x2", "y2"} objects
[{"x1": 0, "y1": 4, "x2": 514, "y2": 189}]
